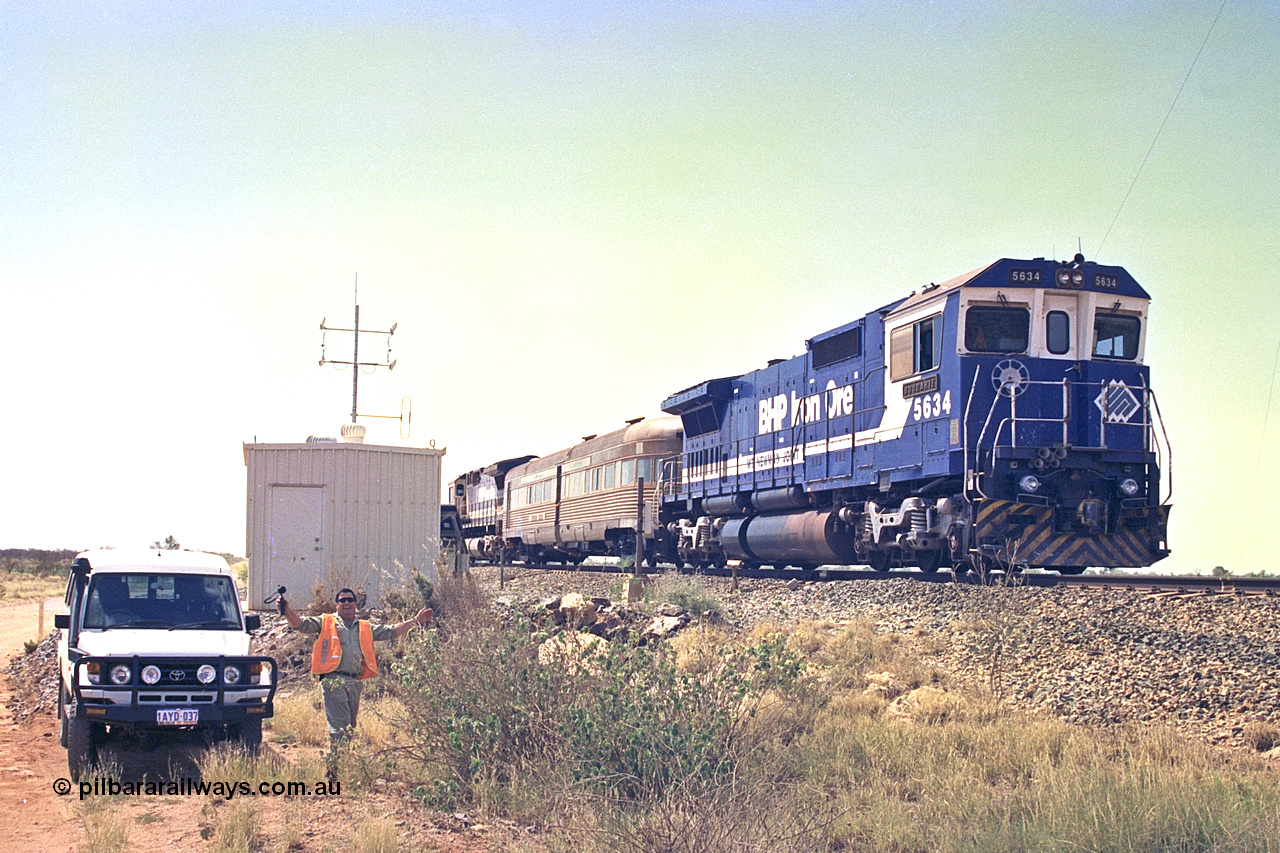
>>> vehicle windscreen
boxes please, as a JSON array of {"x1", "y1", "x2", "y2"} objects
[{"x1": 83, "y1": 573, "x2": 240, "y2": 629}]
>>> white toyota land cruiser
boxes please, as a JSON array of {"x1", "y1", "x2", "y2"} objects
[{"x1": 55, "y1": 549, "x2": 277, "y2": 779}]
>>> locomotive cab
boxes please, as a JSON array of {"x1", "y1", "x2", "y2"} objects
[{"x1": 950, "y1": 258, "x2": 1169, "y2": 571}]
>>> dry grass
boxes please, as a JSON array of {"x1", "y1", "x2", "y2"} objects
[
  {"x1": 100, "y1": 571, "x2": 1278, "y2": 853},
  {"x1": 265, "y1": 685, "x2": 329, "y2": 747},
  {"x1": 0, "y1": 570, "x2": 65, "y2": 601},
  {"x1": 208, "y1": 800, "x2": 260, "y2": 853},
  {"x1": 352, "y1": 815, "x2": 400, "y2": 853}
]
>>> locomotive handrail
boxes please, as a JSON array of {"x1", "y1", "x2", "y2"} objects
[
  {"x1": 971, "y1": 376, "x2": 1164, "y2": 503},
  {"x1": 656, "y1": 455, "x2": 682, "y2": 505},
  {"x1": 962, "y1": 368, "x2": 983, "y2": 501},
  {"x1": 1143, "y1": 382, "x2": 1173, "y2": 505}
]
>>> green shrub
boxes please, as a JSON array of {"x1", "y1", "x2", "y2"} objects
[{"x1": 387, "y1": 606, "x2": 804, "y2": 816}]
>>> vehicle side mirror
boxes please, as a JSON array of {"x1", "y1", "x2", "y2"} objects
[
  {"x1": 244, "y1": 613, "x2": 261, "y2": 632},
  {"x1": 55, "y1": 614, "x2": 70, "y2": 630}
]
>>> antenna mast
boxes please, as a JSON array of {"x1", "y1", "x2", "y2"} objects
[{"x1": 319, "y1": 274, "x2": 401, "y2": 427}]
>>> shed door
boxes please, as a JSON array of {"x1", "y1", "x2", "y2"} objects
[{"x1": 268, "y1": 486, "x2": 324, "y2": 594}]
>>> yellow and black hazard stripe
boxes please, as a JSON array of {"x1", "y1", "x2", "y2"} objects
[{"x1": 974, "y1": 500, "x2": 1169, "y2": 569}]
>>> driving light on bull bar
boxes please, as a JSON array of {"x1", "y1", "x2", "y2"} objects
[
  {"x1": 223, "y1": 665, "x2": 241, "y2": 685},
  {"x1": 1019, "y1": 475, "x2": 1042, "y2": 493},
  {"x1": 197, "y1": 665, "x2": 217, "y2": 684},
  {"x1": 109, "y1": 665, "x2": 131, "y2": 685},
  {"x1": 1119, "y1": 478, "x2": 1140, "y2": 497},
  {"x1": 141, "y1": 665, "x2": 161, "y2": 685}
]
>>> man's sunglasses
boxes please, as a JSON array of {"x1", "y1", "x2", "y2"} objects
[{"x1": 337, "y1": 597, "x2": 356, "y2": 604}]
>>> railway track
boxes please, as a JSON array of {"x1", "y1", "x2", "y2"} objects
[{"x1": 486, "y1": 562, "x2": 1280, "y2": 596}]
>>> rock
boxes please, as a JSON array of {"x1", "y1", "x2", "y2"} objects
[
  {"x1": 467, "y1": 566, "x2": 1280, "y2": 752},
  {"x1": 558, "y1": 592, "x2": 597, "y2": 627}
]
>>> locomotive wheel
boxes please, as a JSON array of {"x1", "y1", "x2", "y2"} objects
[
  {"x1": 915, "y1": 550, "x2": 944, "y2": 574},
  {"x1": 1053, "y1": 565, "x2": 1088, "y2": 575},
  {"x1": 866, "y1": 551, "x2": 891, "y2": 572}
]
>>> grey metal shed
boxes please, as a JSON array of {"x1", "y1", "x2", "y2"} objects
[{"x1": 243, "y1": 434, "x2": 444, "y2": 611}]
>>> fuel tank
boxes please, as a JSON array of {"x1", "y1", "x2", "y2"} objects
[{"x1": 720, "y1": 511, "x2": 859, "y2": 566}]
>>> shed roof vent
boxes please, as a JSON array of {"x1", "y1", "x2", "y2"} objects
[{"x1": 340, "y1": 423, "x2": 367, "y2": 444}]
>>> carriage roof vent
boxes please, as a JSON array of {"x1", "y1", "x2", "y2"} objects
[
  {"x1": 581, "y1": 434, "x2": 597, "y2": 441},
  {"x1": 624, "y1": 417, "x2": 644, "y2": 425}
]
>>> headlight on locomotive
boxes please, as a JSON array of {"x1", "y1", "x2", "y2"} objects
[
  {"x1": 1056, "y1": 268, "x2": 1085, "y2": 287},
  {"x1": 1119, "y1": 478, "x2": 1140, "y2": 497},
  {"x1": 1019, "y1": 475, "x2": 1042, "y2": 494}
]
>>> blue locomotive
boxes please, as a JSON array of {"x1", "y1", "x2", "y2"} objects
[{"x1": 658, "y1": 255, "x2": 1171, "y2": 574}]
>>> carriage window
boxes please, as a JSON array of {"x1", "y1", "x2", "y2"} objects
[
  {"x1": 1093, "y1": 314, "x2": 1140, "y2": 360},
  {"x1": 811, "y1": 327, "x2": 862, "y2": 369},
  {"x1": 889, "y1": 315, "x2": 940, "y2": 381},
  {"x1": 964, "y1": 306, "x2": 1029, "y2": 353},
  {"x1": 1046, "y1": 311, "x2": 1071, "y2": 355},
  {"x1": 620, "y1": 459, "x2": 636, "y2": 485},
  {"x1": 604, "y1": 463, "x2": 616, "y2": 489}
]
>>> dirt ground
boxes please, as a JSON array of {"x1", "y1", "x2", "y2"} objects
[
  {"x1": 0, "y1": 597, "x2": 502, "y2": 853},
  {"x1": 0, "y1": 597, "x2": 80, "y2": 853}
]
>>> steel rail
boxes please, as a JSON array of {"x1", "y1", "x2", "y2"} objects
[{"x1": 480, "y1": 562, "x2": 1280, "y2": 595}]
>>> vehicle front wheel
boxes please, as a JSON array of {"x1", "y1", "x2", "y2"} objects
[
  {"x1": 67, "y1": 716, "x2": 98, "y2": 781},
  {"x1": 234, "y1": 719, "x2": 262, "y2": 755},
  {"x1": 58, "y1": 687, "x2": 69, "y2": 748}
]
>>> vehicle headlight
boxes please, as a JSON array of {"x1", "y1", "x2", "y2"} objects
[
  {"x1": 1019, "y1": 475, "x2": 1041, "y2": 493},
  {"x1": 86, "y1": 662, "x2": 101, "y2": 685},
  {"x1": 1119, "y1": 478, "x2": 1140, "y2": 497},
  {"x1": 110, "y1": 665, "x2": 131, "y2": 685},
  {"x1": 141, "y1": 665, "x2": 161, "y2": 685},
  {"x1": 249, "y1": 661, "x2": 270, "y2": 684},
  {"x1": 223, "y1": 665, "x2": 241, "y2": 685},
  {"x1": 197, "y1": 665, "x2": 217, "y2": 684}
]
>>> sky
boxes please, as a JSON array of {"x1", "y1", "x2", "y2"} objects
[{"x1": 2, "y1": 0, "x2": 1277, "y2": 574}]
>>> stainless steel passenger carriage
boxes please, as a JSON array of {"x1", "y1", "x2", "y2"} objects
[{"x1": 504, "y1": 417, "x2": 683, "y2": 565}]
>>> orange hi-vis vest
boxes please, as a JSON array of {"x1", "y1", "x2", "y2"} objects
[{"x1": 310, "y1": 613, "x2": 378, "y2": 679}]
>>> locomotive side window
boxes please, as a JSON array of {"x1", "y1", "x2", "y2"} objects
[
  {"x1": 964, "y1": 306, "x2": 1029, "y2": 353},
  {"x1": 1046, "y1": 311, "x2": 1071, "y2": 355},
  {"x1": 811, "y1": 327, "x2": 862, "y2": 369},
  {"x1": 1093, "y1": 314, "x2": 1140, "y2": 360},
  {"x1": 889, "y1": 314, "x2": 940, "y2": 381}
]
